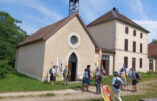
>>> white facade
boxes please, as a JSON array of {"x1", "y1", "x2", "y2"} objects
[
  {"x1": 115, "y1": 20, "x2": 149, "y2": 72},
  {"x1": 88, "y1": 20, "x2": 149, "y2": 73}
]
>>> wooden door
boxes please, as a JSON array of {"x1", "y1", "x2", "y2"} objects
[{"x1": 68, "y1": 63, "x2": 72, "y2": 81}]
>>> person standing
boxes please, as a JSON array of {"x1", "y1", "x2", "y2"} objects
[
  {"x1": 132, "y1": 68, "x2": 137, "y2": 92},
  {"x1": 63, "y1": 65, "x2": 69, "y2": 85},
  {"x1": 49, "y1": 66, "x2": 56, "y2": 85},
  {"x1": 120, "y1": 69, "x2": 127, "y2": 90},
  {"x1": 100, "y1": 66, "x2": 105, "y2": 76},
  {"x1": 112, "y1": 71, "x2": 123, "y2": 101},
  {"x1": 83, "y1": 65, "x2": 91, "y2": 92},
  {"x1": 95, "y1": 68, "x2": 102, "y2": 94}
]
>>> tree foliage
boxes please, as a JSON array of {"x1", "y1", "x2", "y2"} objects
[
  {"x1": 151, "y1": 39, "x2": 157, "y2": 44},
  {"x1": 0, "y1": 11, "x2": 28, "y2": 78}
]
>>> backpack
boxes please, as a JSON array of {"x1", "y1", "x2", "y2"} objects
[
  {"x1": 136, "y1": 72, "x2": 141, "y2": 80},
  {"x1": 113, "y1": 77, "x2": 121, "y2": 89},
  {"x1": 84, "y1": 71, "x2": 89, "y2": 79},
  {"x1": 49, "y1": 68, "x2": 53, "y2": 75}
]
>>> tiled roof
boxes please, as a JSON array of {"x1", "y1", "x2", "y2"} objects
[
  {"x1": 87, "y1": 8, "x2": 149, "y2": 33},
  {"x1": 148, "y1": 43, "x2": 157, "y2": 58},
  {"x1": 18, "y1": 13, "x2": 98, "y2": 48}
]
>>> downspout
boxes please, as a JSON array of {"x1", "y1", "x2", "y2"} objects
[{"x1": 112, "y1": 9, "x2": 118, "y2": 72}]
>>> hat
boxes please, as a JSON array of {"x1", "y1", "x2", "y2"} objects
[{"x1": 113, "y1": 71, "x2": 119, "y2": 76}]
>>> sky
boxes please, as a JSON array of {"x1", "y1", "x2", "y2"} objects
[{"x1": 0, "y1": 0, "x2": 157, "y2": 43}]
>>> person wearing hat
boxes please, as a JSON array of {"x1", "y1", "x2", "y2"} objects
[{"x1": 112, "y1": 71, "x2": 124, "y2": 101}]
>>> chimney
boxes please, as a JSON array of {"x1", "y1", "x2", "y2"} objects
[{"x1": 113, "y1": 7, "x2": 119, "y2": 13}]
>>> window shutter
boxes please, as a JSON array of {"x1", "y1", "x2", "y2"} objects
[
  {"x1": 140, "y1": 44, "x2": 143, "y2": 53},
  {"x1": 125, "y1": 39, "x2": 128, "y2": 51},
  {"x1": 133, "y1": 30, "x2": 136, "y2": 36},
  {"x1": 140, "y1": 33, "x2": 143, "y2": 38},
  {"x1": 133, "y1": 41, "x2": 136, "y2": 52},
  {"x1": 124, "y1": 57, "x2": 128, "y2": 68},
  {"x1": 140, "y1": 58, "x2": 142, "y2": 68},
  {"x1": 125, "y1": 27, "x2": 128, "y2": 33}
]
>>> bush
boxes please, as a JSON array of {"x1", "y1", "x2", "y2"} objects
[
  {"x1": 0, "y1": 60, "x2": 14, "y2": 79},
  {"x1": 146, "y1": 71, "x2": 153, "y2": 75}
]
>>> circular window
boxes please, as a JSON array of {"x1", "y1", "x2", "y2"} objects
[
  {"x1": 68, "y1": 32, "x2": 80, "y2": 48},
  {"x1": 70, "y1": 35, "x2": 78, "y2": 45}
]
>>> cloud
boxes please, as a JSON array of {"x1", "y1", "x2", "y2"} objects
[
  {"x1": 27, "y1": 1, "x2": 63, "y2": 21},
  {"x1": 79, "y1": 0, "x2": 109, "y2": 23},
  {"x1": 122, "y1": 0, "x2": 148, "y2": 20},
  {"x1": 134, "y1": 20, "x2": 157, "y2": 42}
]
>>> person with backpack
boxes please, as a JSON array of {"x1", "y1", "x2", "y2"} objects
[
  {"x1": 63, "y1": 65, "x2": 69, "y2": 85},
  {"x1": 132, "y1": 68, "x2": 140, "y2": 92},
  {"x1": 112, "y1": 71, "x2": 123, "y2": 101},
  {"x1": 83, "y1": 65, "x2": 91, "y2": 92},
  {"x1": 49, "y1": 66, "x2": 56, "y2": 85},
  {"x1": 120, "y1": 69, "x2": 127, "y2": 90},
  {"x1": 95, "y1": 68, "x2": 102, "y2": 94}
]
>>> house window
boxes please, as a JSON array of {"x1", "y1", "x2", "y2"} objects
[
  {"x1": 140, "y1": 58, "x2": 143, "y2": 68},
  {"x1": 124, "y1": 39, "x2": 128, "y2": 51},
  {"x1": 133, "y1": 41, "x2": 136, "y2": 52},
  {"x1": 124, "y1": 57, "x2": 128, "y2": 68},
  {"x1": 149, "y1": 59, "x2": 154, "y2": 71},
  {"x1": 132, "y1": 58, "x2": 136, "y2": 69},
  {"x1": 133, "y1": 30, "x2": 136, "y2": 36},
  {"x1": 140, "y1": 33, "x2": 143, "y2": 38},
  {"x1": 125, "y1": 27, "x2": 129, "y2": 34},
  {"x1": 140, "y1": 43, "x2": 143, "y2": 53}
]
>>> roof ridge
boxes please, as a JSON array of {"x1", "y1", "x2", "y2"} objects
[{"x1": 87, "y1": 8, "x2": 149, "y2": 33}]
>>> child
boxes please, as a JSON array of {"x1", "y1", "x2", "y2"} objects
[{"x1": 95, "y1": 68, "x2": 102, "y2": 94}]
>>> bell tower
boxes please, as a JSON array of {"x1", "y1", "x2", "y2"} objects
[{"x1": 69, "y1": 0, "x2": 79, "y2": 15}]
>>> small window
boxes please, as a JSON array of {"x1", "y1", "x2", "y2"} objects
[
  {"x1": 133, "y1": 41, "x2": 136, "y2": 52},
  {"x1": 140, "y1": 43, "x2": 143, "y2": 53},
  {"x1": 124, "y1": 57, "x2": 128, "y2": 68},
  {"x1": 125, "y1": 27, "x2": 129, "y2": 34},
  {"x1": 124, "y1": 39, "x2": 128, "y2": 51},
  {"x1": 140, "y1": 58, "x2": 143, "y2": 68},
  {"x1": 70, "y1": 35, "x2": 78, "y2": 45},
  {"x1": 133, "y1": 30, "x2": 136, "y2": 36},
  {"x1": 140, "y1": 33, "x2": 143, "y2": 38}
]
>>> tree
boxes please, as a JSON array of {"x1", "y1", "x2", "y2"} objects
[
  {"x1": 151, "y1": 39, "x2": 157, "y2": 44},
  {"x1": 0, "y1": 11, "x2": 27, "y2": 67}
]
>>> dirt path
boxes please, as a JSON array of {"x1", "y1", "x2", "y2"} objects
[{"x1": 1, "y1": 80, "x2": 157, "y2": 101}]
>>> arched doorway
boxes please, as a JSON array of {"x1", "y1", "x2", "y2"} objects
[{"x1": 68, "y1": 53, "x2": 77, "y2": 81}]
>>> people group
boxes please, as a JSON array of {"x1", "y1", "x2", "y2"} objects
[{"x1": 49, "y1": 64, "x2": 140, "y2": 101}]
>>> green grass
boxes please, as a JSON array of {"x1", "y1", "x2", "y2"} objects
[
  {"x1": 1, "y1": 71, "x2": 157, "y2": 94},
  {"x1": 0, "y1": 72, "x2": 82, "y2": 92}
]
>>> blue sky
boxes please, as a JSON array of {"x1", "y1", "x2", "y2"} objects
[{"x1": 0, "y1": 0, "x2": 157, "y2": 42}]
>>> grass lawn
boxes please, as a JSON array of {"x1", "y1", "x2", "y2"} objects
[
  {"x1": 0, "y1": 72, "x2": 82, "y2": 92},
  {"x1": 0, "y1": 71, "x2": 157, "y2": 93}
]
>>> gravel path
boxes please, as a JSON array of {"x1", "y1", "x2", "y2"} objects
[{"x1": 1, "y1": 80, "x2": 157, "y2": 101}]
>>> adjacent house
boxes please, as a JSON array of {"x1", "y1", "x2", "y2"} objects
[
  {"x1": 148, "y1": 43, "x2": 157, "y2": 71},
  {"x1": 87, "y1": 8, "x2": 149, "y2": 72}
]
